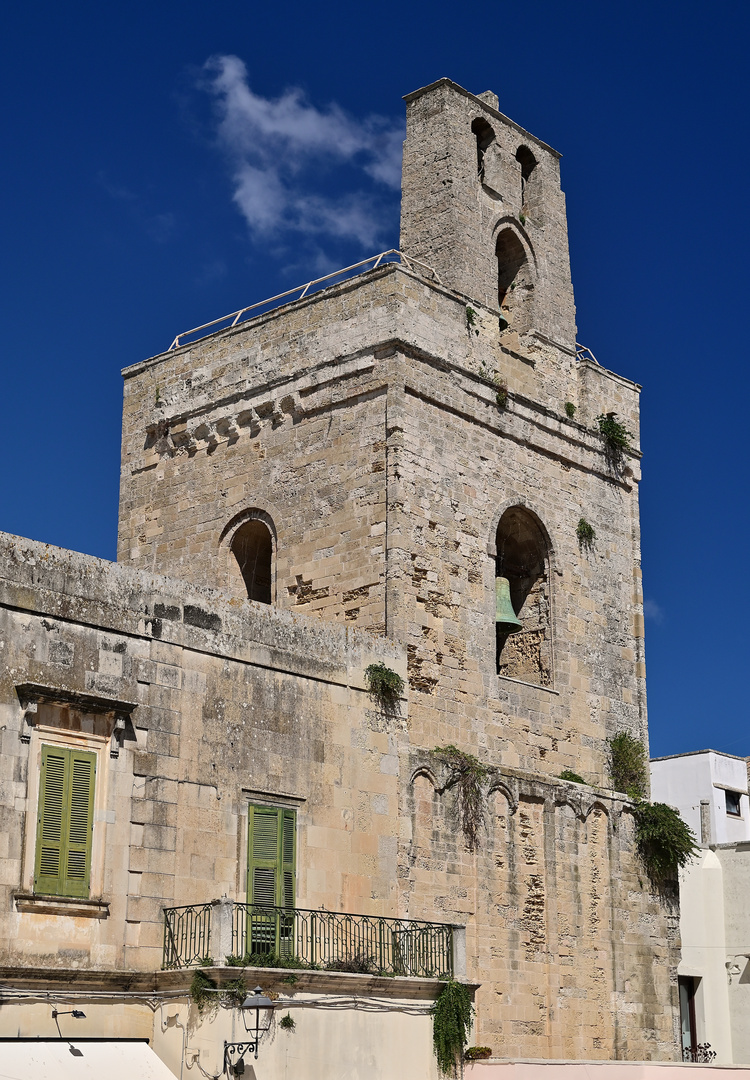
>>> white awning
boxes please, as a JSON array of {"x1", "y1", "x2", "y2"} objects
[{"x1": 0, "y1": 1041, "x2": 177, "y2": 1080}]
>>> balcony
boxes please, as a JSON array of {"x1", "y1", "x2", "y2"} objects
[{"x1": 163, "y1": 899, "x2": 458, "y2": 979}]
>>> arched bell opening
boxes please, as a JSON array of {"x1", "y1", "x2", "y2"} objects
[
  {"x1": 471, "y1": 117, "x2": 496, "y2": 179},
  {"x1": 495, "y1": 507, "x2": 551, "y2": 686},
  {"x1": 515, "y1": 145, "x2": 538, "y2": 210},
  {"x1": 496, "y1": 227, "x2": 534, "y2": 333},
  {"x1": 230, "y1": 516, "x2": 275, "y2": 604}
]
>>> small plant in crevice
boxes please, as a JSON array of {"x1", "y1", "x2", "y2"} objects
[
  {"x1": 564, "y1": 401, "x2": 576, "y2": 419},
  {"x1": 279, "y1": 1012, "x2": 296, "y2": 1031},
  {"x1": 596, "y1": 412, "x2": 633, "y2": 468},
  {"x1": 325, "y1": 951, "x2": 377, "y2": 975},
  {"x1": 431, "y1": 979, "x2": 474, "y2": 1077},
  {"x1": 190, "y1": 971, "x2": 248, "y2": 1014},
  {"x1": 576, "y1": 518, "x2": 596, "y2": 550},
  {"x1": 433, "y1": 745, "x2": 493, "y2": 852},
  {"x1": 559, "y1": 769, "x2": 586, "y2": 785},
  {"x1": 519, "y1": 212, "x2": 527, "y2": 226},
  {"x1": 281, "y1": 973, "x2": 299, "y2": 986},
  {"x1": 365, "y1": 663, "x2": 404, "y2": 708},
  {"x1": 465, "y1": 306, "x2": 479, "y2": 336},
  {"x1": 225, "y1": 951, "x2": 311, "y2": 970},
  {"x1": 465, "y1": 1046, "x2": 493, "y2": 1061},
  {"x1": 633, "y1": 800, "x2": 699, "y2": 892},
  {"x1": 608, "y1": 730, "x2": 649, "y2": 799},
  {"x1": 495, "y1": 383, "x2": 508, "y2": 409},
  {"x1": 190, "y1": 970, "x2": 216, "y2": 1015}
]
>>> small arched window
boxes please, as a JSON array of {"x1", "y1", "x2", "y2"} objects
[
  {"x1": 495, "y1": 507, "x2": 551, "y2": 686},
  {"x1": 496, "y1": 228, "x2": 533, "y2": 332},
  {"x1": 515, "y1": 145, "x2": 537, "y2": 208},
  {"x1": 231, "y1": 517, "x2": 274, "y2": 604},
  {"x1": 471, "y1": 117, "x2": 496, "y2": 178}
]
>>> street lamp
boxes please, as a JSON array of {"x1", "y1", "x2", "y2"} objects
[{"x1": 223, "y1": 986, "x2": 276, "y2": 1076}]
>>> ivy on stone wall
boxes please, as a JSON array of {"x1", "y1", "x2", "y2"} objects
[
  {"x1": 609, "y1": 731, "x2": 699, "y2": 893},
  {"x1": 365, "y1": 663, "x2": 404, "y2": 708},
  {"x1": 608, "y1": 731, "x2": 649, "y2": 799},
  {"x1": 433, "y1": 745, "x2": 493, "y2": 852},
  {"x1": 431, "y1": 979, "x2": 473, "y2": 1077},
  {"x1": 633, "y1": 802, "x2": 700, "y2": 892}
]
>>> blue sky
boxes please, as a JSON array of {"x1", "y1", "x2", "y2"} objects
[{"x1": 2, "y1": 0, "x2": 748, "y2": 758}]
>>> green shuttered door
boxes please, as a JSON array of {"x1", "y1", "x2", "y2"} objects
[
  {"x1": 247, "y1": 805, "x2": 296, "y2": 955},
  {"x1": 248, "y1": 805, "x2": 296, "y2": 907},
  {"x1": 35, "y1": 745, "x2": 96, "y2": 897}
]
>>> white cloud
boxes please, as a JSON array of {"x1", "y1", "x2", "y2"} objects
[
  {"x1": 202, "y1": 55, "x2": 403, "y2": 247},
  {"x1": 643, "y1": 599, "x2": 665, "y2": 624}
]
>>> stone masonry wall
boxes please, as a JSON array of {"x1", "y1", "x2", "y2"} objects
[
  {"x1": 0, "y1": 534, "x2": 406, "y2": 972},
  {"x1": 400, "y1": 79, "x2": 577, "y2": 351},
  {"x1": 96, "y1": 76, "x2": 676, "y2": 1060}
]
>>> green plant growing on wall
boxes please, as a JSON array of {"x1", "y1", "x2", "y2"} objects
[
  {"x1": 633, "y1": 801, "x2": 699, "y2": 890},
  {"x1": 564, "y1": 401, "x2": 576, "y2": 418},
  {"x1": 433, "y1": 745, "x2": 493, "y2": 852},
  {"x1": 465, "y1": 1046, "x2": 492, "y2": 1061},
  {"x1": 226, "y1": 951, "x2": 311, "y2": 970},
  {"x1": 279, "y1": 1012, "x2": 296, "y2": 1031},
  {"x1": 365, "y1": 663, "x2": 404, "y2": 707},
  {"x1": 190, "y1": 972, "x2": 248, "y2": 1014},
  {"x1": 576, "y1": 518, "x2": 596, "y2": 550},
  {"x1": 495, "y1": 382, "x2": 508, "y2": 409},
  {"x1": 519, "y1": 212, "x2": 527, "y2": 226},
  {"x1": 431, "y1": 980, "x2": 474, "y2": 1076},
  {"x1": 608, "y1": 732, "x2": 698, "y2": 892},
  {"x1": 559, "y1": 769, "x2": 586, "y2": 784},
  {"x1": 608, "y1": 731, "x2": 649, "y2": 799},
  {"x1": 190, "y1": 970, "x2": 217, "y2": 1015},
  {"x1": 465, "y1": 306, "x2": 479, "y2": 336},
  {"x1": 596, "y1": 412, "x2": 633, "y2": 467}
]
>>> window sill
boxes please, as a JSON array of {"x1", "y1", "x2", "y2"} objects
[
  {"x1": 497, "y1": 674, "x2": 559, "y2": 695},
  {"x1": 14, "y1": 894, "x2": 110, "y2": 919}
]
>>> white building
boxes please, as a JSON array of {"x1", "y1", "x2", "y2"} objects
[{"x1": 651, "y1": 750, "x2": 750, "y2": 1065}]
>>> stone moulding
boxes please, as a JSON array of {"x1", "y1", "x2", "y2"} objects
[
  {"x1": 410, "y1": 754, "x2": 628, "y2": 825},
  {"x1": 13, "y1": 894, "x2": 110, "y2": 919},
  {"x1": 14, "y1": 682, "x2": 137, "y2": 753},
  {"x1": 0, "y1": 964, "x2": 478, "y2": 1002}
]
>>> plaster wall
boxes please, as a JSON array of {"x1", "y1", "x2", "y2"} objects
[
  {"x1": 677, "y1": 850, "x2": 733, "y2": 1061},
  {"x1": 651, "y1": 753, "x2": 750, "y2": 845},
  {"x1": 715, "y1": 846, "x2": 750, "y2": 1064}
]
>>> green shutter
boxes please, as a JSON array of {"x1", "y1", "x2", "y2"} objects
[
  {"x1": 35, "y1": 746, "x2": 96, "y2": 898},
  {"x1": 282, "y1": 809, "x2": 296, "y2": 908},
  {"x1": 249, "y1": 805, "x2": 281, "y2": 907},
  {"x1": 247, "y1": 804, "x2": 296, "y2": 908}
]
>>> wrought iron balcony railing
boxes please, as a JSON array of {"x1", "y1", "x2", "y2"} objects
[{"x1": 163, "y1": 899, "x2": 455, "y2": 979}]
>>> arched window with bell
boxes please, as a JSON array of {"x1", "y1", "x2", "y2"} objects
[{"x1": 495, "y1": 506, "x2": 552, "y2": 687}]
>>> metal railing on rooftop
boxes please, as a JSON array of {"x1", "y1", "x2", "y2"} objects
[
  {"x1": 163, "y1": 900, "x2": 454, "y2": 978},
  {"x1": 168, "y1": 250, "x2": 442, "y2": 352},
  {"x1": 575, "y1": 343, "x2": 600, "y2": 365}
]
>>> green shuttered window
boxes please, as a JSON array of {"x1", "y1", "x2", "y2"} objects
[
  {"x1": 248, "y1": 804, "x2": 296, "y2": 908},
  {"x1": 34, "y1": 745, "x2": 96, "y2": 898}
]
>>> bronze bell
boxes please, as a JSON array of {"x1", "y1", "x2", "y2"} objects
[{"x1": 495, "y1": 576, "x2": 522, "y2": 633}]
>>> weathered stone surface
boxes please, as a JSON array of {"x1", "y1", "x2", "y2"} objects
[{"x1": 0, "y1": 77, "x2": 676, "y2": 1067}]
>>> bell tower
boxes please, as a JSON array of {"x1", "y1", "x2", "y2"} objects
[{"x1": 400, "y1": 79, "x2": 577, "y2": 351}]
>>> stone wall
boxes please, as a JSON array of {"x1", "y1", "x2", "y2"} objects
[
  {"x1": 1, "y1": 76, "x2": 680, "y2": 1067},
  {"x1": 0, "y1": 533, "x2": 405, "y2": 972}
]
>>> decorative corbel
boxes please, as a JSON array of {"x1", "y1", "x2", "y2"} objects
[
  {"x1": 110, "y1": 714, "x2": 127, "y2": 758},
  {"x1": 19, "y1": 699, "x2": 37, "y2": 743}
]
